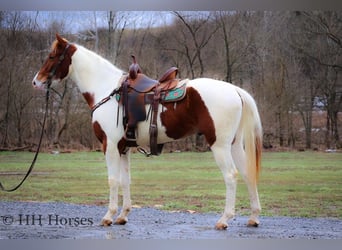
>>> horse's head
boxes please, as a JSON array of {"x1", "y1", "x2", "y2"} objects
[{"x1": 32, "y1": 34, "x2": 77, "y2": 89}]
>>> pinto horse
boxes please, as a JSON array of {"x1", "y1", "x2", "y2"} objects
[{"x1": 32, "y1": 34, "x2": 262, "y2": 230}]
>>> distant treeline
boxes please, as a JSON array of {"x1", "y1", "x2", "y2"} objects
[{"x1": 0, "y1": 11, "x2": 341, "y2": 151}]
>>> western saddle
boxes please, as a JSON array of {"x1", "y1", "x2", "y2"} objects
[{"x1": 118, "y1": 55, "x2": 187, "y2": 156}]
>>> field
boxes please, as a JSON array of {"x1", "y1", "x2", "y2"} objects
[{"x1": 0, "y1": 150, "x2": 341, "y2": 218}]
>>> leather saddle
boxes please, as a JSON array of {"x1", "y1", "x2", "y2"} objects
[{"x1": 117, "y1": 56, "x2": 187, "y2": 156}]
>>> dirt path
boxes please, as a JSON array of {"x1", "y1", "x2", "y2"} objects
[{"x1": 0, "y1": 201, "x2": 341, "y2": 239}]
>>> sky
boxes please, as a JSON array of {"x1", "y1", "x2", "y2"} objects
[{"x1": 24, "y1": 11, "x2": 176, "y2": 33}]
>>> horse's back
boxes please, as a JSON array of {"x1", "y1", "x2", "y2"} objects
[
  {"x1": 186, "y1": 78, "x2": 243, "y2": 143},
  {"x1": 187, "y1": 78, "x2": 243, "y2": 114}
]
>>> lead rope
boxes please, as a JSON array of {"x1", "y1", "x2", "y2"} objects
[{"x1": 0, "y1": 83, "x2": 51, "y2": 192}]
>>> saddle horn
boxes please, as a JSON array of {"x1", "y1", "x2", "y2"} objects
[{"x1": 129, "y1": 55, "x2": 142, "y2": 79}]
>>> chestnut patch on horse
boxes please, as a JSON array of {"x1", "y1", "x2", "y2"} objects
[
  {"x1": 36, "y1": 39, "x2": 77, "y2": 83},
  {"x1": 117, "y1": 137, "x2": 127, "y2": 155},
  {"x1": 160, "y1": 87, "x2": 216, "y2": 146},
  {"x1": 93, "y1": 121, "x2": 107, "y2": 153},
  {"x1": 55, "y1": 43, "x2": 77, "y2": 79},
  {"x1": 82, "y1": 92, "x2": 95, "y2": 108}
]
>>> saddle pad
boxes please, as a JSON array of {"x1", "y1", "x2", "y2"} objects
[
  {"x1": 143, "y1": 81, "x2": 188, "y2": 104},
  {"x1": 163, "y1": 82, "x2": 187, "y2": 102},
  {"x1": 115, "y1": 80, "x2": 188, "y2": 103}
]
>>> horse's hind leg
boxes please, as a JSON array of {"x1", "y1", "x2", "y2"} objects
[
  {"x1": 232, "y1": 139, "x2": 261, "y2": 227},
  {"x1": 211, "y1": 144, "x2": 238, "y2": 230},
  {"x1": 115, "y1": 151, "x2": 132, "y2": 225}
]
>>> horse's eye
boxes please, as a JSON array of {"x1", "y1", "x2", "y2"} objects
[{"x1": 49, "y1": 56, "x2": 55, "y2": 60}]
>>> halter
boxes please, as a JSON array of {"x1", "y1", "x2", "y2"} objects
[{"x1": 46, "y1": 43, "x2": 71, "y2": 86}]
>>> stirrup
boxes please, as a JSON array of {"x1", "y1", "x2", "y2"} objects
[
  {"x1": 124, "y1": 127, "x2": 138, "y2": 146},
  {"x1": 125, "y1": 128, "x2": 136, "y2": 140},
  {"x1": 137, "y1": 147, "x2": 152, "y2": 157}
]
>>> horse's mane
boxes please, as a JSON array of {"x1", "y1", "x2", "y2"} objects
[
  {"x1": 75, "y1": 43, "x2": 124, "y2": 74},
  {"x1": 52, "y1": 38, "x2": 122, "y2": 71},
  {"x1": 51, "y1": 38, "x2": 124, "y2": 89},
  {"x1": 71, "y1": 41, "x2": 125, "y2": 88},
  {"x1": 51, "y1": 40, "x2": 58, "y2": 51}
]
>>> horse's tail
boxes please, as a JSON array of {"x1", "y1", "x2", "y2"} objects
[{"x1": 235, "y1": 87, "x2": 263, "y2": 183}]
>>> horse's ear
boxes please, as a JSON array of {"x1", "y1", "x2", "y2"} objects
[{"x1": 56, "y1": 33, "x2": 65, "y2": 44}]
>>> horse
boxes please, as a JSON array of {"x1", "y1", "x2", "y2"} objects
[{"x1": 32, "y1": 34, "x2": 262, "y2": 230}]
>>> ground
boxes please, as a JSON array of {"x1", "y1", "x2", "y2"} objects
[{"x1": 0, "y1": 201, "x2": 341, "y2": 239}]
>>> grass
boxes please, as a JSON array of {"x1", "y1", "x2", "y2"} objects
[{"x1": 0, "y1": 150, "x2": 341, "y2": 218}]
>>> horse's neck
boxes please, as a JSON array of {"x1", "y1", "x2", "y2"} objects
[{"x1": 70, "y1": 45, "x2": 123, "y2": 106}]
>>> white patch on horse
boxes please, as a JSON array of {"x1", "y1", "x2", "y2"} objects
[{"x1": 33, "y1": 34, "x2": 262, "y2": 230}]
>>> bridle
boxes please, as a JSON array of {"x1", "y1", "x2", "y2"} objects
[
  {"x1": 46, "y1": 43, "x2": 71, "y2": 86},
  {"x1": 0, "y1": 43, "x2": 71, "y2": 192}
]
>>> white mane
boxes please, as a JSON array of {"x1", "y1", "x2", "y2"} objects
[{"x1": 69, "y1": 44, "x2": 125, "y2": 100}]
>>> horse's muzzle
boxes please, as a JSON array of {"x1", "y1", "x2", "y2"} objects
[{"x1": 32, "y1": 73, "x2": 46, "y2": 89}]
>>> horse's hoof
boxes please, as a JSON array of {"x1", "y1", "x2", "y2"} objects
[
  {"x1": 100, "y1": 218, "x2": 113, "y2": 227},
  {"x1": 114, "y1": 217, "x2": 128, "y2": 225},
  {"x1": 215, "y1": 222, "x2": 228, "y2": 230},
  {"x1": 247, "y1": 219, "x2": 259, "y2": 227}
]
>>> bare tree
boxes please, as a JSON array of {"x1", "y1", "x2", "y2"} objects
[
  {"x1": 107, "y1": 11, "x2": 127, "y2": 64},
  {"x1": 172, "y1": 11, "x2": 219, "y2": 78},
  {"x1": 1, "y1": 11, "x2": 340, "y2": 151},
  {"x1": 214, "y1": 11, "x2": 256, "y2": 83},
  {"x1": 0, "y1": 12, "x2": 37, "y2": 148},
  {"x1": 290, "y1": 11, "x2": 342, "y2": 148}
]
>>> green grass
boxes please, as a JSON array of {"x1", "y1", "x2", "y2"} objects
[{"x1": 0, "y1": 151, "x2": 341, "y2": 218}]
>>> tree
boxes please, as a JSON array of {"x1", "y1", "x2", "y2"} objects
[
  {"x1": 214, "y1": 11, "x2": 257, "y2": 83},
  {"x1": 0, "y1": 11, "x2": 38, "y2": 148},
  {"x1": 171, "y1": 11, "x2": 219, "y2": 79},
  {"x1": 291, "y1": 11, "x2": 342, "y2": 148},
  {"x1": 106, "y1": 11, "x2": 127, "y2": 64},
  {"x1": 0, "y1": 11, "x2": 340, "y2": 151}
]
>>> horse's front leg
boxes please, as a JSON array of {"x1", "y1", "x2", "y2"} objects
[
  {"x1": 115, "y1": 150, "x2": 132, "y2": 225},
  {"x1": 101, "y1": 142, "x2": 121, "y2": 226}
]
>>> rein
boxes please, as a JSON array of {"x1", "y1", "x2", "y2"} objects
[
  {"x1": 0, "y1": 83, "x2": 51, "y2": 192},
  {"x1": 91, "y1": 87, "x2": 121, "y2": 117},
  {"x1": 0, "y1": 43, "x2": 71, "y2": 192},
  {"x1": 90, "y1": 79, "x2": 153, "y2": 157}
]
